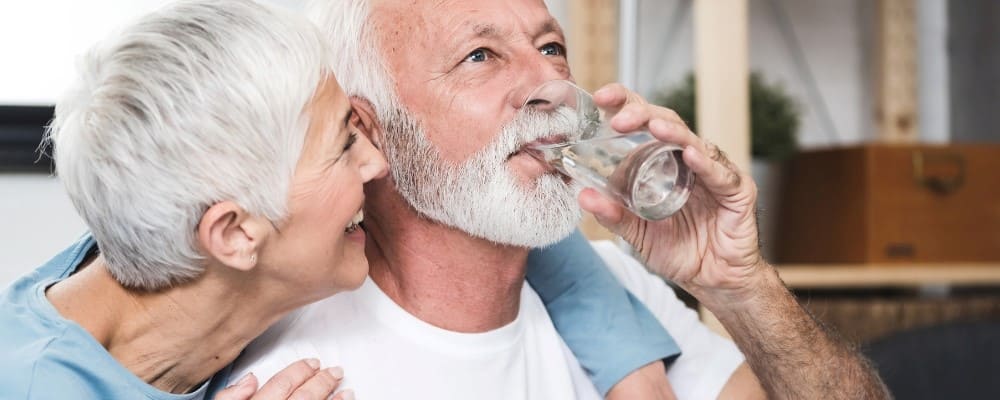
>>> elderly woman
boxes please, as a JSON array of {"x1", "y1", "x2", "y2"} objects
[{"x1": 0, "y1": 1, "x2": 384, "y2": 398}]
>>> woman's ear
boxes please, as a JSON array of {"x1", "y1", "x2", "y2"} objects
[
  {"x1": 349, "y1": 96, "x2": 383, "y2": 149},
  {"x1": 196, "y1": 201, "x2": 270, "y2": 272}
]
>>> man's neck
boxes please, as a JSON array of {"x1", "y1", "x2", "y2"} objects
[{"x1": 363, "y1": 203, "x2": 530, "y2": 333}]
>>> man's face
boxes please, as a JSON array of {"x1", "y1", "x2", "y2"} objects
[{"x1": 372, "y1": 0, "x2": 581, "y2": 247}]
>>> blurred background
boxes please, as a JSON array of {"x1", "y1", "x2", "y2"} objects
[{"x1": 1, "y1": 0, "x2": 998, "y2": 398}]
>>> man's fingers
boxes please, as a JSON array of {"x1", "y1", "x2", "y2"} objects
[
  {"x1": 609, "y1": 103, "x2": 654, "y2": 134},
  {"x1": 286, "y1": 367, "x2": 343, "y2": 400},
  {"x1": 592, "y1": 83, "x2": 634, "y2": 113},
  {"x1": 578, "y1": 188, "x2": 629, "y2": 231},
  {"x1": 213, "y1": 373, "x2": 258, "y2": 400},
  {"x1": 252, "y1": 358, "x2": 323, "y2": 399},
  {"x1": 646, "y1": 119, "x2": 699, "y2": 148},
  {"x1": 683, "y1": 145, "x2": 742, "y2": 198}
]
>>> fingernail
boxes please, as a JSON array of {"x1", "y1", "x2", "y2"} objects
[
  {"x1": 306, "y1": 358, "x2": 321, "y2": 369},
  {"x1": 341, "y1": 389, "x2": 356, "y2": 400},
  {"x1": 235, "y1": 373, "x2": 253, "y2": 387},
  {"x1": 326, "y1": 366, "x2": 344, "y2": 380}
]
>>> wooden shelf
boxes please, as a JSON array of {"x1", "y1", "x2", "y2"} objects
[{"x1": 776, "y1": 264, "x2": 1000, "y2": 289}]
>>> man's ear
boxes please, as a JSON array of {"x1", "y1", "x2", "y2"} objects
[
  {"x1": 349, "y1": 96, "x2": 383, "y2": 149},
  {"x1": 196, "y1": 201, "x2": 270, "y2": 272}
]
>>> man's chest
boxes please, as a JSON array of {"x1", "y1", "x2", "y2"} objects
[{"x1": 233, "y1": 285, "x2": 601, "y2": 400}]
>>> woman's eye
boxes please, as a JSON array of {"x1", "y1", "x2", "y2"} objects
[
  {"x1": 464, "y1": 48, "x2": 490, "y2": 63},
  {"x1": 540, "y1": 43, "x2": 565, "y2": 57},
  {"x1": 343, "y1": 132, "x2": 358, "y2": 152}
]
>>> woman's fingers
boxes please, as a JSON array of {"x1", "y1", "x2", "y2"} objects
[
  {"x1": 330, "y1": 389, "x2": 356, "y2": 400},
  {"x1": 213, "y1": 373, "x2": 258, "y2": 400},
  {"x1": 251, "y1": 358, "x2": 339, "y2": 400},
  {"x1": 285, "y1": 367, "x2": 343, "y2": 400}
]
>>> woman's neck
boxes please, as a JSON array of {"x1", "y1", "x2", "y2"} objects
[{"x1": 46, "y1": 256, "x2": 289, "y2": 394}]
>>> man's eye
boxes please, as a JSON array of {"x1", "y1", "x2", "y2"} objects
[
  {"x1": 464, "y1": 48, "x2": 490, "y2": 63},
  {"x1": 540, "y1": 43, "x2": 565, "y2": 57}
]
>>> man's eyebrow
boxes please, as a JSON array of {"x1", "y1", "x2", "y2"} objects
[
  {"x1": 470, "y1": 19, "x2": 563, "y2": 39},
  {"x1": 539, "y1": 18, "x2": 563, "y2": 37},
  {"x1": 472, "y1": 23, "x2": 501, "y2": 38}
]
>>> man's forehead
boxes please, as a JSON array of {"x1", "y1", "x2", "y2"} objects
[{"x1": 373, "y1": 0, "x2": 558, "y2": 36}]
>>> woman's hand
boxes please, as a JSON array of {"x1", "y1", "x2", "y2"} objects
[
  {"x1": 214, "y1": 358, "x2": 353, "y2": 400},
  {"x1": 581, "y1": 84, "x2": 766, "y2": 307}
]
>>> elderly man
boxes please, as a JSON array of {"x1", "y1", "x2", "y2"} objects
[{"x1": 230, "y1": 0, "x2": 889, "y2": 399}]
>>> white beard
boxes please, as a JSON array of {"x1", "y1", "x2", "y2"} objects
[{"x1": 379, "y1": 105, "x2": 582, "y2": 247}]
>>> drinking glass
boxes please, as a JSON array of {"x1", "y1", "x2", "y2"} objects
[{"x1": 523, "y1": 80, "x2": 694, "y2": 220}]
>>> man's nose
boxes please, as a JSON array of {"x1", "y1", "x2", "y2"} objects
[
  {"x1": 511, "y1": 53, "x2": 572, "y2": 110},
  {"x1": 521, "y1": 80, "x2": 575, "y2": 113}
]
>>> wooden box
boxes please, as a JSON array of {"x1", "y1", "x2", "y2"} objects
[{"x1": 775, "y1": 144, "x2": 1000, "y2": 264}]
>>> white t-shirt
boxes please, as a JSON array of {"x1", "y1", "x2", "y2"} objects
[{"x1": 230, "y1": 241, "x2": 744, "y2": 399}]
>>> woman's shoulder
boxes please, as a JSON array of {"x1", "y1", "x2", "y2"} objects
[
  {"x1": 0, "y1": 234, "x2": 121, "y2": 398},
  {"x1": 0, "y1": 313, "x2": 101, "y2": 398},
  {"x1": 0, "y1": 302, "x2": 193, "y2": 399}
]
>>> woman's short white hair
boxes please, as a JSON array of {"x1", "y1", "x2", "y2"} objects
[{"x1": 46, "y1": 0, "x2": 332, "y2": 290}]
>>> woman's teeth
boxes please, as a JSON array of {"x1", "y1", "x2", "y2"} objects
[{"x1": 345, "y1": 210, "x2": 364, "y2": 233}]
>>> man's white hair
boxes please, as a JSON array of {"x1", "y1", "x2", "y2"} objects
[
  {"x1": 45, "y1": 0, "x2": 332, "y2": 290},
  {"x1": 304, "y1": 0, "x2": 398, "y2": 122},
  {"x1": 306, "y1": 0, "x2": 581, "y2": 248}
]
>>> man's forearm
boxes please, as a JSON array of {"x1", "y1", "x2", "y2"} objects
[{"x1": 697, "y1": 265, "x2": 890, "y2": 400}]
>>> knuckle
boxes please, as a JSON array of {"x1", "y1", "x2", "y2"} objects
[
  {"x1": 272, "y1": 377, "x2": 296, "y2": 396},
  {"x1": 289, "y1": 376, "x2": 337, "y2": 400},
  {"x1": 729, "y1": 171, "x2": 742, "y2": 187},
  {"x1": 663, "y1": 108, "x2": 680, "y2": 120},
  {"x1": 313, "y1": 371, "x2": 339, "y2": 390}
]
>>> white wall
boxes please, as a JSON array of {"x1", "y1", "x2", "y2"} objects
[
  {"x1": 0, "y1": 0, "x2": 175, "y2": 105},
  {"x1": 0, "y1": 175, "x2": 87, "y2": 285}
]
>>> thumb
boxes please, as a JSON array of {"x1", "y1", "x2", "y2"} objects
[{"x1": 213, "y1": 373, "x2": 258, "y2": 400}]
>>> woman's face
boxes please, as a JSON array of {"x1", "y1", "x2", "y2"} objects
[{"x1": 261, "y1": 75, "x2": 387, "y2": 298}]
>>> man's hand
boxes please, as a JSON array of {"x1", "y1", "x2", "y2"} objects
[
  {"x1": 583, "y1": 84, "x2": 891, "y2": 399},
  {"x1": 581, "y1": 83, "x2": 765, "y2": 306},
  {"x1": 214, "y1": 359, "x2": 352, "y2": 400}
]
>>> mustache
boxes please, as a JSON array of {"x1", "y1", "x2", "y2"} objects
[{"x1": 487, "y1": 106, "x2": 581, "y2": 160}]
